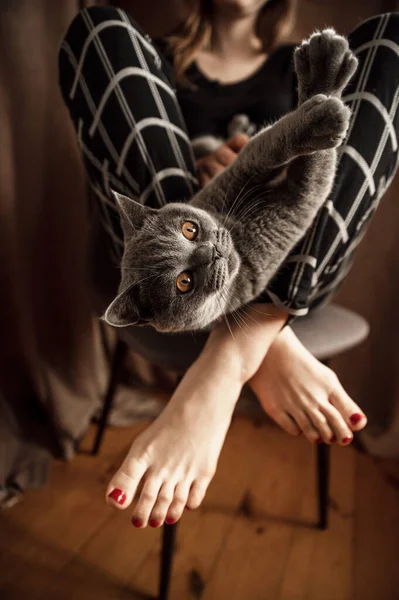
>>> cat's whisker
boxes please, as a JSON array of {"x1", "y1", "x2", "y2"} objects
[
  {"x1": 223, "y1": 312, "x2": 235, "y2": 341},
  {"x1": 223, "y1": 180, "x2": 263, "y2": 227},
  {"x1": 233, "y1": 188, "x2": 273, "y2": 222},
  {"x1": 131, "y1": 272, "x2": 163, "y2": 288},
  {"x1": 227, "y1": 194, "x2": 271, "y2": 235},
  {"x1": 236, "y1": 305, "x2": 261, "y2": 328},
  {"x1": 222, "y1": 173, "x2": 260, "y2": 227},
  {"x1": 242, "y1": 303, "x2": 273, "y2": 317},
  {"x1": 215, "y1": 293, "x2": 235, "y2": 341},
  {"x1": 218, "y1": 288, "x2": 249, "y2": 337},
  {"x1": 230, "y1": 309, "x2": 249, "y2": 337},
  {"x1": 225, "y1": 190, "x2": 269, "y2": 233}
]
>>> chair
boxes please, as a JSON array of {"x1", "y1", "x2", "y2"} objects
[{"x1": 91, "y1": 302, "x2": 369, "y2": 600}]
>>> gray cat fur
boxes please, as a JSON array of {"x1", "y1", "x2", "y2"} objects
[{"x1": 104, "y1": 30, "x2": 358, "y2": 333}]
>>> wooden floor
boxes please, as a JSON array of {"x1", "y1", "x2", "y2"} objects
[{"x1": 1, "y1": 418, "x2": 399, "y2": 600}]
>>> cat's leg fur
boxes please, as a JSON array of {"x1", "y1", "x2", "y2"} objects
[
  {"x1": 295, "y1": 29, "x2": 358, "y2": 104},
  {"x1": 249, "y1": 94, "x2": 350, "y2": 166},
  {"x1": 192, "y1": 93, "x2": 350, "y2": 215}
]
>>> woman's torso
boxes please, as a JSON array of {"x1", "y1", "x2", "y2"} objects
[{"x1": 175, "y1": 44, "x2": 297, "y2": 140}]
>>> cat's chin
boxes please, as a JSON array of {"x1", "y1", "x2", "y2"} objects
[{"x1": 151, "y1": 318, "x2": 219, "y2": 334}]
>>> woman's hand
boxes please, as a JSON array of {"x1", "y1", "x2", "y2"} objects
[
  {"x1": 196, "y1": 133, "x2": 249, "y2": 186},
  {"x1": 249, "y1": 326, "x2": 367, "y2": 445}
]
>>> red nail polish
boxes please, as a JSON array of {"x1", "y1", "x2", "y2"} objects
[
  {"x1": 343, "y1": 436, "x2": 352, "y2": 444},
  {"x1": 330, "y1": 436, "x2": 336, "y2": 443},
  {"x1": 315, "y1": 438, "x2": 323, "y2": 444},
  {"x1": 350, "y1": 413, "x2": 363, "y2": 425},
  {"x1": 149, "y1": 519, "x2": 160, "y2": 528},
  {"x1": 132, "y1": 518, "x2": 143, "y2": 528},
  {"x1": 165, "y1": 518, "x2": 177, "y2": 525},
  {"x1": 108, "y1": 488, "x2": 126, "y2": 505}
]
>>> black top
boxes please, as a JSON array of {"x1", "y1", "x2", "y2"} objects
[{"x1": 175, "y1": 45, "x2": 297, "y2": 140}]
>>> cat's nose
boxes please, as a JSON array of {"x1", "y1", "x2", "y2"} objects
[
  {"x1": 213, "y1": 243, "x2": 224, "y2": 260},
  {"x1": 194, "y1": 242, "x2": 214, "y2": 266}
]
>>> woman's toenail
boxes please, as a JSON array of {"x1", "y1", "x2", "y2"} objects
[
  {"x1": 315, "y1": 438, "x2": 323, "y2": 444},
  {"x1": 330, "y1": 436, "x2": 336, "y2": 443},
  {"x1": 108, "y1": 488, "x2": 126, "y2": 505},
  {"x1": 350, "y1": 413, "x2": 363, "y2": 425},
  {"x1": 132, "y1": 518, "x2": 143, "y2": 528},
  {"x1": 165, "y1": 518, "x2": 177, "y2": 525},
  {"x1": 343, "y1": 436, "x2": 352, "y2": 444},
  {"x1": 149, "y1": 519, "x2": 161, "y2": 528}
]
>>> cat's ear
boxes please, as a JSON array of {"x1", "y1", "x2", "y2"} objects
[
  {"x1": 112, "y1": 190, "x2": 156, "y2": 235},
  {"x1": 102, "y1": 285, "x2": 149, "y2": 328}
]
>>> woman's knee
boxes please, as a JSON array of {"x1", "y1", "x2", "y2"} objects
[
  {"x1": 349, "y1": 12, "x2": 399, "y2": 50},
  {"x1": 62, "y1": 5, "x2": 145, "y2": 51}
]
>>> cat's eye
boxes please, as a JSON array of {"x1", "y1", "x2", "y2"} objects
[
  {"x1": 182, "y1": 221, "x2": 198, "y2": 241},
  {"x1": 176, "y1": 271, "x2": 193, "y2": 293}
]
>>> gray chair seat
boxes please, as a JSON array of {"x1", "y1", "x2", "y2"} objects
[
  {"x1": 114, "y1": 303, "x2": 370, "y2": 373},
  {"x1": 89, "y1": 206, "x2": 370, "y2": 370},
  {"x1": 291, "y1": 304, "x2": 370, "y2": 361}
]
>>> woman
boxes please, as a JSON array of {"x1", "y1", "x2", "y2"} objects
[{"x1": 59, "y1": 1, "x2": 398, "y2": 529}]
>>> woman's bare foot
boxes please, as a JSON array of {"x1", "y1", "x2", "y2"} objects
[
  {"x1": 249, "y1": 326, "x2": 367, "y2": 445},
  {"x1": 106, "y1": 348, "x2": 242, "y2": 528}
]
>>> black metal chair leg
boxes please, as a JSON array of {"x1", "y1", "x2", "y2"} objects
[
  {"x1": 91, "y1": 339, "x2": 128, "y2": 456},
  {"x1": 317, "y1": 443, "x2": 330, "y2": 529},
  {"x1": 159, "y1": 523, "x2": 178, "y2": 600}
]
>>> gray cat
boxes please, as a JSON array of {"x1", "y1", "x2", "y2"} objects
[{"x1": 104, "y1": 30, "x2": 357, "y2": 333}]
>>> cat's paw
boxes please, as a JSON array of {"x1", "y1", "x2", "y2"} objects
[
  {"x1": 299, "y1": 94, "x2": 351, "y2": 151},
  {"x1": 295, "y1": 29, "x2": 358, "y2": 103}
]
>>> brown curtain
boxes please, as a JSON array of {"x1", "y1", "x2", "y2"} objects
[
  {"x1": 1, "y1": 0, "x2": 398, "y2": 500},
  {"x1": 0, "y1": 0, "x2": 108, "y2": 499}
]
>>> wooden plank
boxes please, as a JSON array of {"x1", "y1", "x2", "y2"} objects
[
  {"x1": 281, "y1": 444, "x2": 355, "y2": 600},
  {"x1": 2, "y1": 418, "x2": 399, "y2": 600},
  {"x1": 0, "y1": 423, "x2": 148, "y2": 599},
  {"x1": 353, "y1": 453, "x2": 399, "y2": 600},
  {"x1": 202, "y1": 425, "x2": 311, "y2": 600},
  {"x1": 129, "y1": 417, "x2": 270, "y2": 599}
]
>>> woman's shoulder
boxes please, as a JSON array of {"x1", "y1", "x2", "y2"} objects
[{"x1": 267, "y1": 43, "x2": 297, "y2": 73}]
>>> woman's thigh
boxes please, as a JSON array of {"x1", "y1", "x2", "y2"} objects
[
  {"x1": 59, "y1": 6, "x2": 207, "y2": 370},
  {"x1": 59, "y1": 6, "x2": 198, "y2": 211},
  {"x1": 306, "y1": 13, "x2": 399, "y2": 308}
]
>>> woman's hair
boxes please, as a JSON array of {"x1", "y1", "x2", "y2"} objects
[{"x1": 164, "y1": 0, "x2": 297, "y2": 85}]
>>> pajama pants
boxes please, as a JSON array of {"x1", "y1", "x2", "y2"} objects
[{"x1": 58, "y1": 7, "x2": 399, "y2": 370}]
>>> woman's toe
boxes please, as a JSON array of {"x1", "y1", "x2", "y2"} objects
[
  {"x1": 266, "y1": 404, "x2": 301, "y2": 436},
  {"x1": 131, "y1": 475, "x2": 162, "y2": 528},
  {"x1": 321, "y1": 403, "x2": 354, "y2": 445},
  {"x1": 165, "y1": 481, "x2": 190, "y2": 524},
  {"x1": 330, "y1": 388, "x2": 367, "y2": 431},
  {"x1": 147, "y1": 481, "x2": 176, "y2": 527},
  {"x1": 106, "y1": 459, "x2": 147, "y2": 510},
  {"x1": 186, "y1": 477, "x2": 210, "y2": 510},
  {"x1": 290, "y1": 409, "x2": 320, "y2": 443},
  {"x1": 306, "y1": 408, "x2": 334, "y2": 444}
]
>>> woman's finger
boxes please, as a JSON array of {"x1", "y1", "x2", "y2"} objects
[
  {"x1": 227, "y1": 133, "x2": 249, "y2": 152},
  {"x1": 198, "y1": 157, "x2": 225, "y2": 179},
  {"x1": 214, "y1": 144, "x2": 238, "y2": 166}
]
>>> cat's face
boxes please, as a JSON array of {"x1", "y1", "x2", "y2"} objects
[{"x1": 103, "y1": 194, "x2": 240, "y2": 332}]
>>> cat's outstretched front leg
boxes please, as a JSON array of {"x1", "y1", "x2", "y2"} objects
[
  {"x1": 295, "y1": 29, "x2": 358, "y2": 104},
  {"x1": 246, "y1": 93, "x2": 351, "y2": 168}
]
